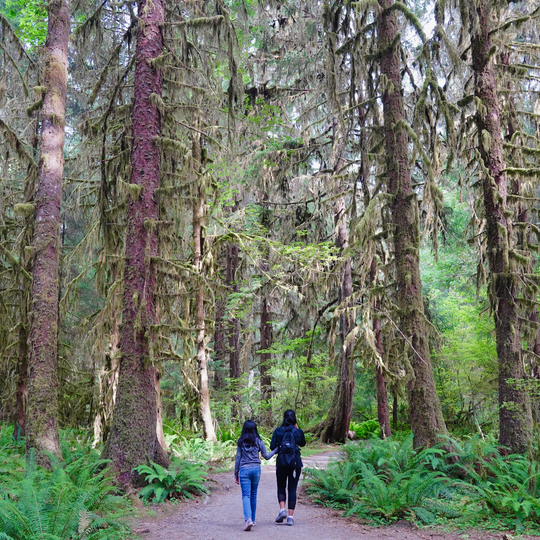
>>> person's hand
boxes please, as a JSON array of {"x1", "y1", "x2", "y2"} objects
[{"x1": 235, "y1": 477, "x2": 239, "y2": 485}]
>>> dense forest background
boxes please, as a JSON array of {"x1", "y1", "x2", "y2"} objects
[{"x1": 1, "y1": 0, "x2": 540, "y2": 503}]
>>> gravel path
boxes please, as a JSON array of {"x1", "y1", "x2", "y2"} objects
[{"x1": 132, "y1": 451, "x2": 540, "y2": 540}]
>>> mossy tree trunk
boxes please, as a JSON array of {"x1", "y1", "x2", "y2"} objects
[
  {"x1": 102, "y1": 0, "x2": 170, "y2": 487},
  {"x1": 259, "y1": 295, "x2": 273, "y2": 424},
  {"x1": 321, "y1": 194, "x2": 355, "y2": 443},
  {"x1": 92, "y1": 305, "x2": 120, "y2": 448},
  {"x1": 377, "y1": 0, "x2": 447, "y2": 448},
  {"x1": 26, "y1": 0, "x2": 71, "y2": 465},
  {"x1": 319, "y1": 4, "x2": 356, "y2": 443},
  {"x1": 371, "y1": 259, "x2": 391, "y2": 439},
  {"x1": 469, "y1": 0, "x2": 532, "y2": 453},
  {"x1": 192, "y1": 130, "x2": 217, "y2": 443},
  {"x1": 14, "y1": 115, "x2": 39, "y2": 442},
  {"x1": 212, "y1": 297, "x2": 226, "y2": 390},
  {"x1": 226, "y1": 240, "x2": 241, "y2": 416}
]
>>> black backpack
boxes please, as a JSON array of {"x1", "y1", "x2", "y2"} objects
[{"x1": 279, "y1": 428, "x2": 298, "y2": 467}]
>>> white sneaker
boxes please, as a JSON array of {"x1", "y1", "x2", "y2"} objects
[
  {"x1": 275, "y1": 509, "x2": 287, "y2": 523},
  {"x1": 287, "y1": 516, "x2": 294, "y2": 526},
  {"x1": 244, "y1": 519, "x2": 253, "y2": 531}
]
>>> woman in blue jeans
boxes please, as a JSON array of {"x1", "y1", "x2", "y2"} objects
[{"x1": 235, "y1": 420, "x2": 277, "y2": 531}]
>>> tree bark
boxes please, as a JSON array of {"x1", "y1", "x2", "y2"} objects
[
  {"x1": 26, "y1": 0, "x2": 71, "y2": 465},
  {"x1": 212, "y1": 297, "x2": 227, "y2": 390},
  {"x1": 377, "y1": 0, "x2": 447, "y2": 448},
  {"x1": 14, "y1": 322, "x2": 28, "y2": 440},
  {"x1": 13, "y1": 113, "x2": 40, "y2": 441},
  {"x1": 226, "y1": 241, "x2": 241, "y2": 415},
  {"x1": 259, "y1": 296, "x2": 273, "y2": 424},
  {"x1": 371, "y1": 260, "x2": 391, "y2": 439},
  {"x1": 192, "y1": 131, "x2": 217, "y2": 442},
  {"x1": 469, "y1": 1, "x2": 532, "y2": 452},
  {"x1": 102, "y1": 0, "x2": 170, "y2": 486},
  {"x1": 318, "y1": 5, "x2": 356, "y2": 443},
  {"x1": 92, "y1": 303, "x2": 120, "y2": 447},
  {"x1": 321, "y1": 194, "x2": 355, "y2": 443}
]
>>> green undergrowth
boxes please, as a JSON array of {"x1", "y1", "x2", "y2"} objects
[
  {"x1": 0, "y1": 425, "x2": 134, "y2": 540},
  {"x1": 134, "y1": 459, "x2": 209, "y2": 504},
  {"x1": 304, "y1": 433, "x2": 540, "y2": 534}
]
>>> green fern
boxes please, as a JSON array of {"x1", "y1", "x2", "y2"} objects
[
  {"x1": 0, "y1": 453, "x2": 132, "y2": 540},
  {"x1": 134, "y1": 458, "x2": 208, "y2": 503},
  {"x1": 350, "y1": 463, "x2": 454, "y2": 524},
  {"x1": 304, "y1": 460, "x2": 360, "y2": 508}
]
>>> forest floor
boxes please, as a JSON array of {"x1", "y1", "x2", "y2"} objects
[{"x1": 131, "y1": 451, "x2": 540, "y2": 540}]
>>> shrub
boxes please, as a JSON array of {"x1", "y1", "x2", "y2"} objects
[{"x1": 349, "y1": 420, "x2": 379, "y2": 439}]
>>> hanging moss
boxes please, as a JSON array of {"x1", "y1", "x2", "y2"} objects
[
  {"x1": 387, "y1": 1, "x2": 426, "y2": 43},
  {"x1": 14, "y1": 203, "x2": 35, "y2": 217},
  {"x1": 126, "y1": 183, "x2": 143, "y2": 200}
]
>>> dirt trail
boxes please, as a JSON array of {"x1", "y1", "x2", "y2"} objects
[{"x1": 133, "y1": 452, "x2": 540, "y2": 540}]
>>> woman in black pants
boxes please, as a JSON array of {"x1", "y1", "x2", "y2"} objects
[{"x1": 270, "y1": 409, "x2": 306, "y2": 526}]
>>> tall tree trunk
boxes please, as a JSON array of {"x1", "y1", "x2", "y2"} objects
[
  {"x1": 319, "y1": 5, "x2": 356, "y2": 443},
  {"x1": 155, "y1": 367, "x2": 168, "y2": 450},
  {"x1": 14, "y1": 320, "x2": 28, "y2": 440},
  {"x1": 321, "y1": 194, "x2": 355, "y2": 443},
  {"x1": 92, "y1": 294, "x2": 120, "y2": 447},
  {"x1": 226, "y1": 241, "x2": 241, "y2": 416},
  {"x1": 371, "y1": 260, "x2": 391, "y2": 439},
  {"x1": 469, "y1": 1, "x2": 532, "y2": 452},
  {"x1": 102, "y1": 0, "x2": 169, "y2": 486},
  {"x1": 377, "y1": 0, "x2": 447, "y2": 448},
  {"x1": 13, "y1": 113, "x2": 40, "y2": 441},
  {"x1": 259, "y1": 296, "x2": 273, "y2": 424},
  {"x1": 26, "y1": 0, "x2": 71, "y2": 465},
  {"x1": 192, "y1": 132, "x2": 217, "y2": 442},
  {"x1": 212, "y1": 297, "x2": 226, "y2": 390}
]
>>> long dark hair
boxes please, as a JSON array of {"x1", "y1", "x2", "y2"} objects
[
  {"x1": 282, "y1": 409, "x2": 297, "y2": 428},
  {"x1": 238, "y1": 420, "x2": 260, "y2": 447}
]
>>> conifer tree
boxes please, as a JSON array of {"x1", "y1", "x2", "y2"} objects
[
  {"x1": 102, "y1": 0, "x2": 170, "y2": 485},
  {"x1": 467, "y1": 0, "x2": 533, "y2": 452},
  {"x1": 26, "y1": 0, "x2": 71, "y2": 465},
  {"x1": 376, "y1": 0, "x2": 448, "y2": 448}
]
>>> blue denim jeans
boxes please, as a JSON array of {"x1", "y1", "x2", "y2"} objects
[{"x1": 239, "y1": 466, "x2": 261, "y2": 522}]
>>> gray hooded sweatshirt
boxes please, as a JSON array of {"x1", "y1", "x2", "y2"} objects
[{"x1": 234, "y1": 438, "x2": 277, "y2": 479}]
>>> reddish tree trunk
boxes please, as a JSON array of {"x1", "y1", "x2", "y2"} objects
[
  {"x1": 377, "y1": 0, "x2": 447, "y2": 448},
  {"x1": 470, "y1": 1, "x2": 532, "y2": 452},
  {"x1": 26, "y1": 0, "x2": 71, "y2": 465},
  {"x1": 102, "y1": 0, "x2": 169, "y2": 486}
]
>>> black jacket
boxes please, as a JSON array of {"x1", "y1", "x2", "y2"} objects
[{"x1": 270, "y1": 426, "x2": 306, "y2": 468}]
